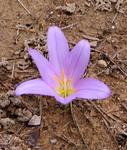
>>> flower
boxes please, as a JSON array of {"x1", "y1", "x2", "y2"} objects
[{"x1": 15, "y1": 26, "x2": 111, "y2": 104}]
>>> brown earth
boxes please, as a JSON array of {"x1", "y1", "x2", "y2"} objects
[{"x1": 0, "y1": 0, "x2": 127, "y2": 150}]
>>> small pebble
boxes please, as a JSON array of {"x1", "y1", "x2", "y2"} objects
[
  {"x1": 56, "y1": 3, "x2": 76, "y2": 14},
  {"x1": 110, "y1": 0, "x2": 117, "y2": 2},
  {"x1": 0, "y1": 57, "x2": 8, "y2": 66},
  {"x1": 105, "y1": 68, "x2": 110, "y2": 75},
  {"x1": 50, "y1": 138, "x2": 57, "y2": 144},
  {"x1": 28, "y1": 115, "x2": 41, "y2": 126},
  {"x1": 7, "y1": 90, "x2": 15, "y2": 96},
  {"x1": 17, "y1": 60, "x2": 30, "y2": 70},
  {"x1": 14, "y1": 49, "x2": 22, "y2": 55},
  {"x1": 10, "y1": 146, "x2": 21, "y2": 150},
  {"x1": 90, "y1": 41, "x2": 98, "y2": 48},
  {"x1": 0, "y1": 99, "x2": 10, "y2": 108},
  {"x1": 24, "y1": 53, "x2": 30, "y2": 60},
  {"x1": 98, "y1": 60, "x2": 107, "y2": 68},
  {"x1": 16, "y1": 108, "x2": 32, "y2": 122},
  {"x1": 0, "y1": 118, "x2": 15, "y2": 129},
  {"x1": 10, "y1": 97, "x2": 21, "y2": 106},
  {"x1": 0, "y1": 109, "x2": 6, "y2": 118},
  {"x1": 6, "y1": 65, "x2": 12, "y2": 71}
]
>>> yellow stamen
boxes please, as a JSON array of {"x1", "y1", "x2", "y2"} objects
[{"x1": 54, "y1": 70, "x2": 75, "y2": 98}]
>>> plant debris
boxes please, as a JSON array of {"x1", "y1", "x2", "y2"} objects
[
  {"x1": 56, "y1": 3, "x2": 76, "y2": 14},
  {"x1": 95, "y1": 0, "x2": 124, "y2": 12}
]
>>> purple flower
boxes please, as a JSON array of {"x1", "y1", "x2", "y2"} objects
[{"x1": 15, "y1": 26, "x2": 111, "y2": 105}]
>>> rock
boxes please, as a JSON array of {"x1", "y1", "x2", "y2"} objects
[
  {"x1": 0, "y1": 109, "x2": 6, "y2": 118},
  {"x1": 0, "y1": 98, "x2": 10, "y2": 108},
  {"x1": 110, "y1": 0, "x2": 117, "y2": 2},
  {"x1": 56, "y1": 3, "x2": 76, "y2": 14},
  {"x1": 98, "y1": 60, "x2": 107, "y2": 68},
  {"x1": 28, "y1": 115, "x2": 41, "y2": 126},
  {"x1": 10, "y1": 97, "x2": 21, "y2": 106},
  {"x1": 10, "y1": 146, "x2": 20, "y2": 150},
  {"x1": 15, "y1": 108, "x2": 22, "y2": 116},
  {"x1": 115, "y1": 0, "x2": 124, "y2": 13},
  {"x1": 7, "y1": 90, "x2": 22, "y2": 106},
  {"x1": 0, "y1": 57, "x2": 9, "y2": 66},
  {"x1": 6, "y1": 65, "x2": 12, "y2": 71},
  {"x1": 24, "y1": 53, "x2": 30, "y2": 60},
  {"x1": 7, "y1": 90, "x2": 15, "y2": 96},
  {"x1": 10, "y1": 146, "x2": 22, "y2": 150},
  {"x1": 15, "y1": 108, "x2": 32, "y2": 122},
  {"x1": 14, "y1": 50, "x2": 21, "y2": 55},
  {"x1": 0, "y1": 94, "x2": 11, "y2": 108},
  {"x1": 17, "y1": 60, "x2": 30, "y2": 70},
  {"x1": 0, "y1": 118, "x2": 15, "y2": 129},
  {"x1": 95, "y1": 0, "x2": 112, "y2": 12},
  {"x1": 0, "y1": 57, "x2": 12, "y2": 70},
  {"x1": 50, "y1": 138, "x2": 57, "y2": 144},
  {"x1": 90, "y1": 41, "x2": 98, "y2": 48}
]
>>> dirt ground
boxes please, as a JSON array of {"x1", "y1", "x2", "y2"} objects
[{"x1": 0, "y1": 0, "x2": 127, "y2": 150}]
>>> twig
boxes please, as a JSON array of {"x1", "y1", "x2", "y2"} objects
[
  {"x1": 21, "y1": 99, "x2": 35, "y2": 113},
  {"x1": 111, "y1": 49, "x2": 124, "y2": 60},
  {"x1": 8, "y1": 124, "x2": 25, "y2": 145},
  {"x1": 87, "y1": 101, "x2": 120, "y2": 149},
  {"x1": 82, "y1": 35, "x2": 100, "y2": 41},
  {"x1": 111, "y1": 113, "x2": 127, "y2": 124},
  {"x1": 61, "y1": 23, "x2": 78, "y2": 30},
  {"x1": 11, "y1": 61, "x2": 15, "y2": 79},
  {"x1": 88, "y1": 101, "x2": 124, "y2": 126},
  {"x1": 96, "y1": 69, "x2": 106, "y2": 75},
  {"x1": 112, "y1": 13, "x2": 118, "y2": 23},
  {"x1": 92, "y1": 48, "x2": 127, "y2": 76},
  {"x1": 55, "y1": 133, "x2": 78, "y2": 149},
  {"x1": 39, "y1": 99, "x2": 43, "y2": 129},
  {"x1": 15, "y1": 28, "x2": 20, "y2": 44},
  {"x1": 0, "y1": 80, "x2": 10, "y2": 90},
  {"x1": 6, "y1": 56, "x2": 24, "y2": 61},
  {"x1": 115, "y1": 59, "x2": 127, "y2": 63},
  {"x1": 102, "y1": 117, "x2": 120, "y2": 149},
  {"x1": 12, "y1": 26, "x2": 36, "y2": 36},
  {"x1": 121, "y1": 103, "x2": 127, "y2": 111},
  {"x1": 70, "y1": 102, "x2": 88, "y2": 149},
  {"x1": 0, "y1": 124, "x2": 25, "y2": 149},
  {"x1": 88, "y1": 101, "x2": 111, "y2": 124},
  {"x1": 17, "y1": 0, "x2": 35, "y2": 19}
]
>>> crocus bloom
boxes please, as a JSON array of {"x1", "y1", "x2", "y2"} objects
[{"x1": 15, "y1": 26, "x2": 111, "y2": 104}]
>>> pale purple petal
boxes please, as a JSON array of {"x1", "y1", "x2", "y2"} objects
[
  {"x1": 28, "y1": 48, "x2": 57, "y2": 87},
  {"x1": 54, "y1": 94, "x2": 76, "y2": 105},
  {"x1": 75, "y1": 78, "x2": 111, "y2": 99},
  {"x1": 64, "y1": 40, "x2": 90, "y2": 82},
  {"x1": 15, "y1": 78, "x2": 55, "y2": 96},
  {"x1": 47, "y1": 26, "x2": 69, "y2": 75}
]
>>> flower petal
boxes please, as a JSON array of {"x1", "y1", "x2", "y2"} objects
[
  {"x1": 75, "y1": 78, "x2": 111, "y2": 99},
  {"x1": 64, "y1": 40, "x2": 90, "y2": 82},
  {"x1": 28, "y1": 48, "x2": 57, "y2": 87},
  {"x1": 47, "y1": 26, "x2": 69, "y2": 75},
  {"x1": 15, "y1": 78, "x2": 55, "y2": 96},
  {"x1": 54, "y1": 94, "x2": 76, "y2": 105}
]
